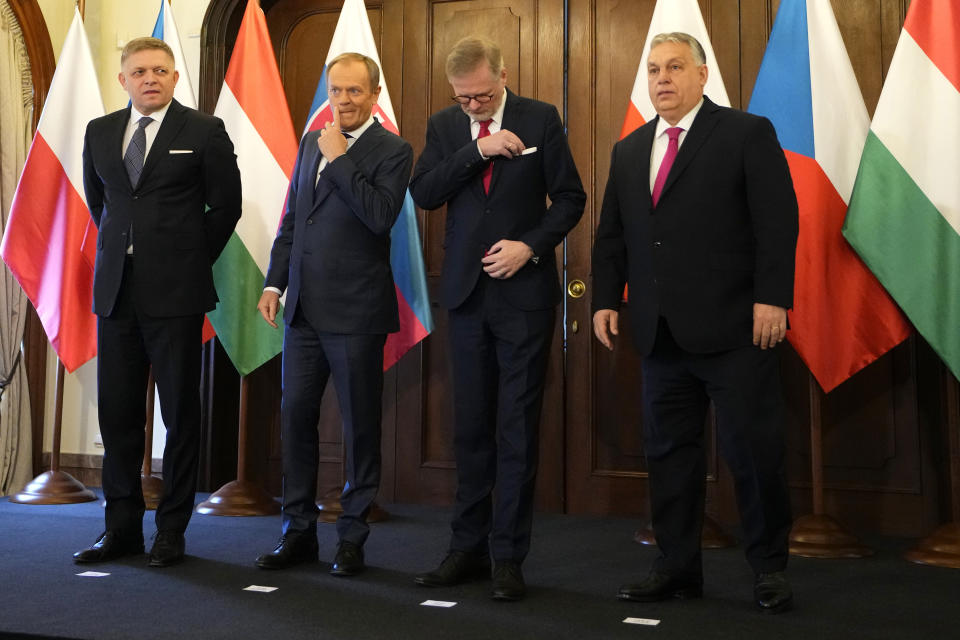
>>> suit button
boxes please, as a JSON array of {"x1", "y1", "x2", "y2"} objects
[
  {"x1": 133, "y1": 195, "x2": 139, "y2": 200},
  {"x1": 653, "y1": 241, "x2": 662, "y2": 247},
  {"x1": 485, "y1": 209, "x2": 491, "y2": 214},
  {"x1": 306, "y1": 219, "x2": 313, "y2": 225}
]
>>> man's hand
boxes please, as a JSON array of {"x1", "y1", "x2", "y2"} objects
[
  {"x1": 482, "y1": 239, "x2": 534, "y2": 279},
  {"x1": 753, "y1": 302, "x2": 788, "y2": 350},
  {"x1": 477, "y1": 129, "x2": 526, "y2": 159},
  {"x1": 593, "y1": 309, "x2": 619, "y2": 351},
  {"x1": 318, "y1": 106, "x2": 348, "y2": 162},
  {"x1": 258, "y1": 290, "x2": 280, "y2": 328}
]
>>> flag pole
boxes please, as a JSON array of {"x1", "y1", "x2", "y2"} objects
[
  {"x1": 141, "y1": 369, "x2": 163, "y2": 509},
  {"x1": 196, "y1": 375, "x2": 279, "y2": 516},
  {"x1": 9, "y1": 0, "x2": 96, "y2": 506},
  {"x1": 9, "y1": 360, "x2": 96, "y2": 504},
  {"x1": 788, "y1": 372, "x2": 873, "y2": 557},
  {"x1": 905, "y1": 370, "x2": 960, "y2": 568}
]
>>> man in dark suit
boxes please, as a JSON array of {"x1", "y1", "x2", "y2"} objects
[
  {"x1": 76, "y1": 37, "x2": 241, "y2": 567},
  {"x1": 254, "y1": 53, "x2": 413, "y2": 577},
  {"x1": 592, "y1": 32, "x2": 798, "y2": 613},
  {"x1": 410, "y1": 37, "x2": 585, "y2": 601}
]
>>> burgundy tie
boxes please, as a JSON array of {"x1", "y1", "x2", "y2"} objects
[
  {"x1": 478, "y1": 119, "x2": 493, "y2": 193},
  {"x1": 652, "y1": 126, "x2": 683, "y2": 206}
]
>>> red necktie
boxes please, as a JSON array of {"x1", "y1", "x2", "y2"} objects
[
  {"x1": 478, "y1": 119, "x2": 493, "y2": 193},
  {"x1": 652, "y1": 126, "x2": 683, "y2": 206}
]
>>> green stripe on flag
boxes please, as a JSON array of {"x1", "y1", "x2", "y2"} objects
[
  {"x1": 209, "y1": 233, "x2": 285, "y2": 376},
  {"x1": 843, "y1": 131, "x2": 960, "y2": 380}
]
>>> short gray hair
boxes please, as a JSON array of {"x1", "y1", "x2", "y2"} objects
[
  {"x1": 650, "y1": 32, "x2": 706, "y2": 66},
  {"x1": 446, "y1": 37, "x2": 503, "y2": 78}
]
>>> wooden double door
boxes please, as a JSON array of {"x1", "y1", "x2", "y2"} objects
[{"x1": 201, "y1": 0, "x2": 944, "y2": 537}]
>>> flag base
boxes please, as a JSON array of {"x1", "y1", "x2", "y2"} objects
[
  {"x1": 142, "y1": 474, "x2": 164, "y2": 511},
  {"x1": 7, "y1": 470, "x2": 98, "y2": 505},
  {"x1": 789, "y1": 513, "x2": 874, "y2": 558},
  {"x1": 905, "y1": 523, "x2": 960, "y2": 569},
  {"x1": 195, "y1": 480, "x2": 280, "y2": 516},
  {"x1": 316, "y1": 487, "x2": 389, "y2": 524},
  {"x1": 634, "y1": 514, "x2": 737, "y2": 549}
]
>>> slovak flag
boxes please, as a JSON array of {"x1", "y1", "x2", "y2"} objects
[
  {"x1": 748, "y1": 0, "x2": 910, "y2": 393},
  {"x1": 306, "y1": 0, "x2": 432, "y2": 370}
]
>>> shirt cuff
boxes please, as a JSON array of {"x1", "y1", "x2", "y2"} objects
[{"x1": 263, "y1": 286, "x2": 283, "y2": 295}]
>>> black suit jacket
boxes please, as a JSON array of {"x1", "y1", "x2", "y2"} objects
[
  {"x1": 410, "y1": 89, "x2": 585, "y2": 311},
  {"x1": 264, "y1": 119, "x2": 413, "y2": 334},
  {"x1": 82, "y1": 99, "x2": 241, "y2": 317},
  {"x1": 592, "y1": 96, "x2": 799, "y2": 355}
]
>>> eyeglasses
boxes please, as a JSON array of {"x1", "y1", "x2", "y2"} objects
[{"x1": 451, "y1": 92, "x2": 497, "y2": 105}]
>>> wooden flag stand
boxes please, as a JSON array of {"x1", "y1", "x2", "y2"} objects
[
  {"x1": 789, "y1": 373, "x2": 873, "y2": 558},
  {"x1": 905, "y1": 372, "x2": 960, "y2": 568},
  {"x1": 196, "y1": 376, "x2": 279, "y2": 516},
  {"x1": 9, "y1": 360, "x2": 97, "y2": 505}
]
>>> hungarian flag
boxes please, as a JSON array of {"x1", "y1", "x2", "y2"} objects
[
  {"x1": 0, "y1": 8, "x2": 101, "y2": 373},
  {"x1": 619, "y1": 0, "x2": 730, "y2": 138},
  {"x1": 304, "y1": 0, "x2": 433, "y2": 370},
  {"x1": 748, "y1": 0, "x2": 910, "y2": 393},
  {"x1": 208, "y1": 0, "x2": 298, "y2": 376},
  {"x1": 844, "y1": 0, "x2": 960, "y2": 381}
]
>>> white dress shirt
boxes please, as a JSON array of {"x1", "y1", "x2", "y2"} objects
[{"x1": 649, "y1": 97, "x2": 704, "y2": 194}]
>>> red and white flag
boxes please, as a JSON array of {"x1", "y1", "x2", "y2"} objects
[
  {"x1": 0, "y1": 8, "x2": 102, "y2": 372},
  {"x1": 619, "y1": 0, "x2": 730, "y2": 138}
]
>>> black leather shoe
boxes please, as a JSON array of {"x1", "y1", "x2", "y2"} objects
[
  {"x1": 618, "y1": 571, "x2": 703, "y2": 602},
  {"x1": 73, "y1": 531, "x2": 144, "y2": 564},
  {"x1": 414, "y1": 551, "x2": 492, "y2": 587},
  {"x1": 255, "y1": 529, "x2": 319, "y2": 569},
  {"x1": 330, "y1": 540, "x2": 365, "y2": 576},
  {"x1": 148, "y1": 531, "x2": 185, "y2": 568},
  {"x1": 754, "y1": 571, "x2": 792, "y2": 614},
  {"x1": 491, "y1": 561, "x2": 525, "y2": 601}
]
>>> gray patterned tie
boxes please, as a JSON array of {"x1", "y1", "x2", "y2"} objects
[{"x1": 123, "y1": 116, "x2": 152, "y2": 187}]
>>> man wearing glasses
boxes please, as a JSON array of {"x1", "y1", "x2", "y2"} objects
[{"x1": 410, "y1": 36, "x2": 585, "y2": 601}]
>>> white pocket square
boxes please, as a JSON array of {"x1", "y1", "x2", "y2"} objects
[{"x1": 169, "y1": 149, "x2": 194, "y2": 154}]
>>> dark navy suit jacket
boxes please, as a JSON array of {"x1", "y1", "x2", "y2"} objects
[{"x1": 264, "y1": 119, "x2": 413, "y2": 334}]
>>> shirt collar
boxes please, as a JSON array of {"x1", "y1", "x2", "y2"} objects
[
  {"x1": 655, "y1": 97, "x2": 704, "y2": 138},
  {"x1": 130, "y1": 100, "x2": 172, "y2": 126},
  {"x1": 344, "y1": 114, "x2": 377, "y2": 141}
]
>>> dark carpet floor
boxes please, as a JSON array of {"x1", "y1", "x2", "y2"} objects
[{"x1": 0, "y1": 493, "x2": 958, "y2": 639}]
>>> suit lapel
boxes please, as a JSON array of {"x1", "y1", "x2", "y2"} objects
[
  {"x1": 107, "y1": 109, "x2": 132, "y2": 190},
  {"x1": 312, "y1": 120, "x2": 387, "y2": 209},
  {"x1": 635, "y1": 120, "x2": 656, "y2": 210},
  {"x1": 138, "y1": 99, "x2": 188, "y2": 188},
  {"x1": 659, "y1": 97, "x2": 722, "y2": 202},
  {"x1": 487, "y1": 90, "x2": 520, "y2": 195}
]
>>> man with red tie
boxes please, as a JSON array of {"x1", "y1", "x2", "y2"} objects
[
  {"x1": 592, "y1": 32, "x2": 799, "y2": 613},
  {"x1": 410, "y1": 37, "x2": 585, "y2": 601}
]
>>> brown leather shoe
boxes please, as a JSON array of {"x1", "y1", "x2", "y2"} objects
[
  {"x1": 73, "y1": 531, "x2": 144, "y2": 564},
  {"x1": 618, "y1": 571, "x2": 703, "y2": 602},
  {"x1": 414, "y1": 551, "x2": 491, "y2": 587}
]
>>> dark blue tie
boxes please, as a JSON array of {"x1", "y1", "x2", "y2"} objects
[
  {"x1": 315, "y1": 132, "x2": 352, "y2": 199},
  {"x1": 124, "y1": 116, "x2": 152, "y2": 187}
]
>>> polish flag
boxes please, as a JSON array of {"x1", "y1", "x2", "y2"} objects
[{"x1": 1, "y1": 8, "x2": 102, "y2": 372}]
